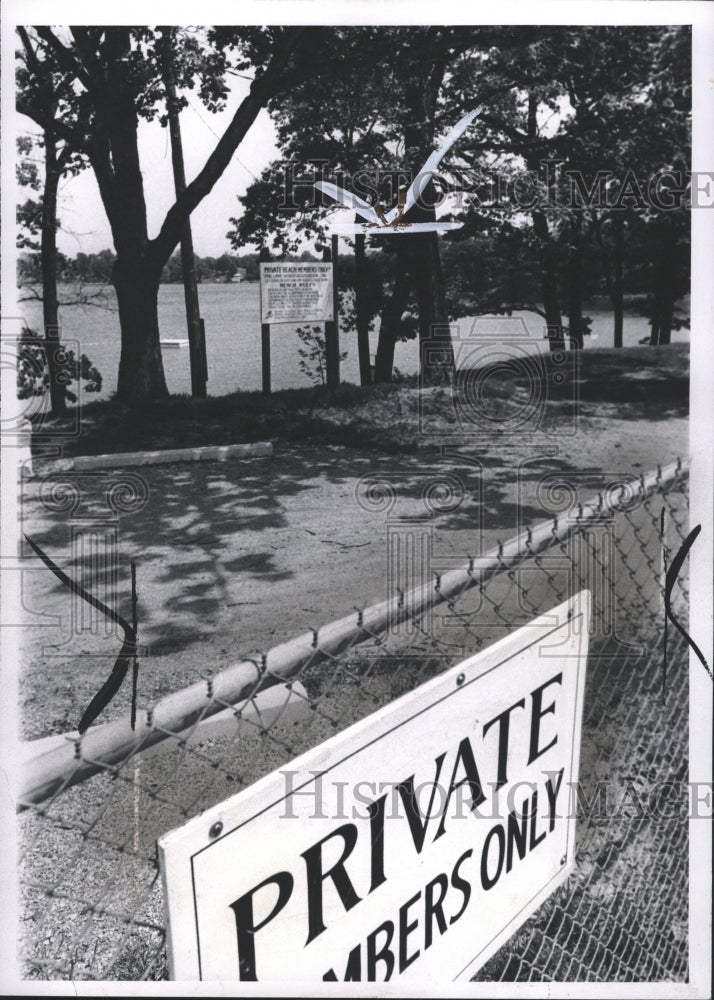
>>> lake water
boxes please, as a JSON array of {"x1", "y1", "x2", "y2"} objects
[{"x1": 18, "y1": 282, "x2": 688, "y2": 402}]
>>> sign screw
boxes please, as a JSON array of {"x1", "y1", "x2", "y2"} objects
[
  {"x1": 209, "y1": 821, "x2": 223, "y2": 840},
  {"x1": 456, "y1": 673, "x2": 465, "y2": 686},
  {"x1": 560, "y1": 855, "x2": 567, "y2": 865}
]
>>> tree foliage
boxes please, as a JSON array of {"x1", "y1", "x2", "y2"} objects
[
  {"x1": 16, "y1": 25, "x2": 344, "y2": 400},
  {"x1": 17, "y1": 327, "x2": 102, "y2": 402},
  {"x1": 230, "y1": 24, "x2": 689, "y2": 376},
  {"x1": 18, "y1": 25, "x2": 690, "y2": 402}
]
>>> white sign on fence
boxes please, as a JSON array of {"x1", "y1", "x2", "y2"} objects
[
  {"x1": 259, "y1": 262, "x2": 334, "y2": 324},
  {"x1": 159, "y1": 592, "x2": 590, "y2": 983}
]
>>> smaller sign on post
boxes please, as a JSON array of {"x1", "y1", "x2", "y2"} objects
[
  {"x1": 159, "y1": 593, "x2": 590, "y2": 984},
  {"x1": 259, "y1": 262, "x2": 334, "y2": 325}
]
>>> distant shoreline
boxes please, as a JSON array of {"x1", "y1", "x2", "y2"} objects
[{"x1": 18, "y1": 279, "x2": 260, "y2": 289}]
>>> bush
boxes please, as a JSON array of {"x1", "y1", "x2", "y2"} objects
[
  {"x1": 17, "y1": 326, "x2": 102, "y2": 402},
  {"x1": 296, "y1": 325, "x2": 347, "y2": 386}
]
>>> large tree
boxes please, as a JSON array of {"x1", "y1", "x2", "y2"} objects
[
  {"x1": 535, "y1": 25, "x2": 689, "y2": 348},
  {"x1": 16, "y1": 28, "x2": 91, "y2": 413},
  {"x1": 462, "y1": 26, "x2": 689, "y2": 347},
  {"x1": 16, "y1": 26, "x2": 337, "y2": 401}
]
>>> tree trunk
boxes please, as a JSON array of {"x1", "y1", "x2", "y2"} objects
[
  {"x1": 534, "y1": 210, "x2": 566, "y2": 351},
  {"x1": 650, "y1": 220, "x2": 675, "y2": 345},
  {"x1": 374, "y1": 249, "x2": 411, "y2": 383},
  {"x1": 658, "y1": 295, "x2": 673, "y2": 345},
  {"x1": 613, "y1": 214, "x2": 624, "y2": 349},
  {"x1": 566, "y1": 214, "x2": 584, "y2": 350},
  {"x1": 113, "y1": 257, "x2": 168, "y2": 400},
  {"x1": 89, "y1": 35, "x2": 169, "y2": 401},
  {"x1": 403, "y1": 61, "x2": 453, "y2": 383},
  {"x1": 594, "y1": 211, "x2": 615, "y2": 309},
  {"x1": 354, "y1": 233, "x2": 372, "y2": 385},
  {"x1": 527, "y1": 94, "x2": 565, "y2": 352},
  {"x1": 41, "y1": 131, "x2": 67, "y2": 415},
  {"x1": 566, "y1": 247, "x2": 584, "y2": 350},
  {"x1": 649, "y1": 314, "x2": 660, "y2": 346},
  {"x1": 411, "y1": 232, "x2": 454, "y2": 381}
]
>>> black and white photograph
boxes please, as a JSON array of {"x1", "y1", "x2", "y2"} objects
[{"x1": 0, "y1": 1, "x2": 712, "y2": 994}]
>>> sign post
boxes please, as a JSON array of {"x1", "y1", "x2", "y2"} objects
[
  {"x1": 159, "y1": 593, "x2": 590, "y2": 983},
  {"x1": 259, "y1": 248, "x2": 272, "y2": 396},
  {"x1": 324, "y1": 236, "x2": 340, "y2": 392},
  {"x1": 258, "y1": 255, "x2": 336, "y2": 395}
]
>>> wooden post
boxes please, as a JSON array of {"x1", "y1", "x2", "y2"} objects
[
  {"x1": 198, "y1": 318, "x2": 209, "y2": 383},
  {"x1": 260, "y1": 247, "x2": 271, "y2": 396},
  {"x1": 162, "y1": 33, "x2": 207, "y2": 399},
  {"x1": 354, "y1": 231, "x2": 372, "y2": 385},
  {"x1": 324, "y1": 236, "x2": 340, "y2": 392}
]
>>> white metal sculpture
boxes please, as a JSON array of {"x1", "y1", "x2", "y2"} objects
[{"x1": 315, "y1": 107, "x2": 481, "y2": 235}]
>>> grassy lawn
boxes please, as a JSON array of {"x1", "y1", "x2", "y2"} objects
[{"x1": 30, "y1": 342, "x2": 688, "y2": 458}]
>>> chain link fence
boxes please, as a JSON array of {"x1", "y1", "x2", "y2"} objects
[{"x1": 17, "y1": 459, "x2": 690, "y2": 983}]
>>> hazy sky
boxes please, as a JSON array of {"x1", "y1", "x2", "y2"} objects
[{"x1": 22, "y1": 76, "x2": 279, "y2": 259}]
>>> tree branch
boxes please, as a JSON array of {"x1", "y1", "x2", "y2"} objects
[
  {"x1": 150, "y1": 28, "x2": 307, "y2": 265},
  {"x1": 34, "y1": 27, "x2": 92, "y2": 91},
  {"x1": 18, "y1": 283, "x2": 116, "y2": 310},
  {"x1": 479, "y1": 112, "x2": 529, "y2": 146},
  {"x1": 56, "y1": 143, "x2": 73, "y2": 171},
  {"x1": 69, "y1": 26, "x2": 105, "y2": 85},
  {"x1": 16, "y1": 100, "x2": 90, "y2": 152},
  {"x1": 17, "y1": 26, "x2": 41, "y2": 77}
]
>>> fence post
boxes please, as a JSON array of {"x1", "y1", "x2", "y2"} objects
[
  {"x1": 323, "y1": 236, "x2": 340, "y2": 391},
  {"x1": 259, "y1": 247, "x2": 271, "y2": 396}
]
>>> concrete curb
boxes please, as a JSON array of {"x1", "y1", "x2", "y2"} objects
[{"x1": 31, "y1": 440, "x2": 273, "y2": 475}]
